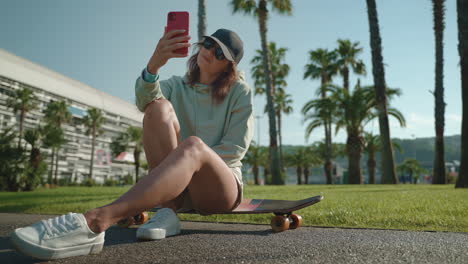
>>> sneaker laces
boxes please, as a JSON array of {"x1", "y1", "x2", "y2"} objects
[{"x1": 41, "y1": 213, "x2": 81, "y2": 238}]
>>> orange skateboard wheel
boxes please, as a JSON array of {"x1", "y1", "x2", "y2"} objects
[
  {"x1": 134, "y1": 212, "x2": 149, "y2": 225},
  {"x1": 289, "y1": 214, "x2": 303, "y2": 229},
  {"x1": 271, "y1": 215, "x2": 290, "y2": 232}
]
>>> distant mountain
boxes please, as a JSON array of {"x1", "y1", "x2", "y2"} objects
[{"x1": 278, "y1": 134, "x2": 461, "y2": 170}]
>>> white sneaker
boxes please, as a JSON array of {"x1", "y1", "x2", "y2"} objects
[
  {"x1": 136, "y1": 208, "x2": 181, "y2": 240},
  {"x1": 10, "y1": 213, "x2": 105, "y2": 260}
]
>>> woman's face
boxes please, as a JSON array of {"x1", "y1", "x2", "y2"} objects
[{"x1": 197, "y1": 40, "x2": 231, "y2": 75}]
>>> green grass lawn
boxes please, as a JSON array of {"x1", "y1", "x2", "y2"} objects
[{"x1": 0, "y1": 185, "x2": 466, "y2": 232}]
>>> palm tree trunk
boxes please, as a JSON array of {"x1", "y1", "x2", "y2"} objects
[
  {"x1": 368, "y1": 149, "x2": 376, "y2": 184},
  {"x1": 343, "y1": 67, "x2": 350, "y2": 91},
  {"x1": 432, "y1": 0, "x2": 447, "y2": 184},
  {"x1": 326, "y1": 120, "x2": 334, "y2": 184},
  {"x1": 456, "y1": 0, "x2": 468, "y2": 188},
  {"x1": 264, "y1": 167, "x2": 270, "y2": 184},
  {"x1": 18, "y1": 110, "x2": 25, "y2": 149},
  {"x1": 348, "y1": 134, "x2": 363, "y2": 184},
  {"x1": 296, "y1": 166, "x2": 302, "y2": 185},
  {"x1": 48, "y1": 148, "x2": 55, "y2": 184},
  {"x1": 198, "y1": 0, "x2": 207, "y2": 41},
  {"x1": 258, "y1": 1, "x2": 282, "y2": 184},
  {"x1": 366, "y1": 0, "x2": 398, "y2": 184},
  {"x1": 253, "y1": 165, "x2": 260, "y2": 185},
  {"x1": 303, "y1": 166, "x2": 310, "y2": 184},
  {"x1": 54, "y1": 150, "x2": 59, "y2": 184},
  {"x1": 89, "y1": 127, "x2": 96, "y2": 180},
  {"x1": 277, "y1": 111, "x2": 284, "y2": 172}
]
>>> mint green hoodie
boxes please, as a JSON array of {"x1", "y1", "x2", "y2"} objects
[{"x1": 135, "y1": 73, "x2": 254, "y2": 169}]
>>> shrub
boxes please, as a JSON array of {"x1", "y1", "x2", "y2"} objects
[
  {"x1": 448, "y1": 173, "x2": 458, "y2": 184},
  {"x1": 121, "y1": 174, "x2": 134, "y2": 185},
  {"x1": 81, "y1": 178, "x2": 97, "y2": 187},
  {"x1": 20, "y1": 161, "x2": 47, "y2": 191},
  {"x1": 104, "y1": 179, "x2": 119, "y2": 186}
]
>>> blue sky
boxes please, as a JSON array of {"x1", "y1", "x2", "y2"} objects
[{"x1": 0, "y1": 0, "x2": 461, "y2": 146}]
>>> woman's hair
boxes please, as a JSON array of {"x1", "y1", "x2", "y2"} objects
[{"x1": 187, "y1": 43, "x2": 239, "y2": 104}]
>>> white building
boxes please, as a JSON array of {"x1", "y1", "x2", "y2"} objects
[{"x1": 0, "y1": 48, "x2": 144, "y2": 184}]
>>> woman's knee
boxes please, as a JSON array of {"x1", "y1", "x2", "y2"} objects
[
  {"x1": 143, "y1": 99, "x2": 175, "y2": 123},
  {"x1": 180, "y1": 136, "x2": 209, "y2": 158}
]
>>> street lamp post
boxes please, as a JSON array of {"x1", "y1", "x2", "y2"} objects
[{"x1": 255, "y1": 115, "x2": 262, "y2": 146}]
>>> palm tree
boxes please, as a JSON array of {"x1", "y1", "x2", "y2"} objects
[
  {"x1": 43, "y1": 100, "x2": 72, "y2": 182},
  {"x1": 328, "y1": 83, "x2": 405, "y2": 184},
  {"x1": 308, "y1": 141, "x2": 345, "y2": 183},
  {"x1": 44, "y1": 100, "x2": 72, "y2": 127},
  {"x1": 303, "y1": 146, "x2": 322, "y2": 184},
  {"x1": 42, "y1": 124, "x2": 67, "y2": 184},
  {"x1": 364, "y1": 132, "x2": 403, "y2": 184},
  {"x1": 432, "y1": 0, "x2": 447, "y2": 184},
  {"x1": 0, "y1": 127, "x2": 26, "y2": 191},
  {"x1": 198, "y1": 0, "x2": 207, "y2": 41},
  {"x1": 456, "y1": 0, "x2": 468, "y2": 188},
  {"x1": 127, "y1": 126, "x2": 143, "y2": 182},
  {"x1": 251, "y1": 42, "x2": 290, "y2": 170},
  {"x1": 231, "y1": 0, "x2": 292, "y2": 185},
  {"x1": 364, "y1": 132, "x2": 379, "y2": 184},
  {"x1": 243, "y1": 141, "x2": 262, "y2": 185},
  {"x1": 24, "y1": 128, "x2": 43, "y2": 171},
  {"x1": 365, "y1": 0, "x2": 398, "y2": 184},
  {"x1": 303, "y1": 48, "x2": 339, "y2": 184},
  {"x1": 288, "y1": 147, "x2": 306, "y2": 184},
  {"x1": 398, "y1": 158, "x2": 428, "y2": 184},
  {"x1": 274, "y1": 88, "x2": 293, "y2": 168},
  {"x1": 302, "y1": 97, "x2": 336, "y2": 184},
  {"x1": 6, "y1": 87, "x2": 38, "y2": 149},
  {"x1": 82, "y1": 108, "x2": 104, "y2": 180},
  {"x1": 110, "y1": 133, "x2": 127, "y2": 158},
  {"x1": 23, "y1": 128, "x2": 46, "y2": 191},
  {"x1": 258, "y1": 146, "x2": 270, "y2": 184},
  {"x1": 336, "y1": 39, "x2": 366, "y2": 91},
  {"x1": 251, "y1": 42, "x2": 290, "y2": 95},
  {"x1": 111, "y1": 126, "x2": 144, "y2": 182}
]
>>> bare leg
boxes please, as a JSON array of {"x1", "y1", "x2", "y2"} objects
[
  {"x1": 143, "y1": 99, "x2": 181, "y2": 169},
  {"x1": 141, "y1": 100, "x2": 185, "y2": 210},
  {"x1": 84, "y1": 100, "x2": 238, "y2": 233}
]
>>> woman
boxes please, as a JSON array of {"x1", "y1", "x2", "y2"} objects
[{"x1": 11, "y1": 28, "x2": 253, "y2": 260}]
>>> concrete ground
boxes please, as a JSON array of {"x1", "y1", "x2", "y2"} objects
[{"x1": 1, "y1": 213, "x2": 467, "y2": 264}]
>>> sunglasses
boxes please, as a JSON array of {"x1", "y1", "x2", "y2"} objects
[{"x1": 202, "y1": 38, "x2": 226, "y2": 61}]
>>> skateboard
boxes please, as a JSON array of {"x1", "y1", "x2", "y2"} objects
[{"x1": 118, "y1": 195, "x2": 323, "y2": 233}]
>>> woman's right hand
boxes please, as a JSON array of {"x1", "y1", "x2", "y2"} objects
[{"x1": 147, "y1": 29, "x2": 192, "y2": 74}]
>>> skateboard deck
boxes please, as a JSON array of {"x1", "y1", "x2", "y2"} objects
[
  {"x1": 147, "y1": 195, "x2": 324, "y2": 232},
  {"x1": 158, "y1": 195, "x2": 324, "y2": 215},
  {"x1": 118, "y1": 195, "x2": 323, "y2": 232}
]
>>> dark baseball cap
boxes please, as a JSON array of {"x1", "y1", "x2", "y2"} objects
[{"x1": 203, "y1": 29, "x2": 244, "y2": 64}]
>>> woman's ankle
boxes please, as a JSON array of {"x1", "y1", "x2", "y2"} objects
[{"x1": 84, "y1": 208, "x2": 111, "y2": 233}]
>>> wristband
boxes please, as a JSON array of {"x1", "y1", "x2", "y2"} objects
[{"x1": 142, "y1": 66, "x2": 159, "y2": 83}]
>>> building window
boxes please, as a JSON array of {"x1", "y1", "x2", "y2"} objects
[{"x1": 69, "y1": 106, "x2": 86, "y2": 117}]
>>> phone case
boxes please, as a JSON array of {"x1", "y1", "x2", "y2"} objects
[{"x1": 166, "y1": 11, "x2": 190, "y2": 55}]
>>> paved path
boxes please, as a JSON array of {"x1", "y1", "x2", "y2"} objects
[{"x1": 1, "y1": 213, "x2": 467, "y2": 263}]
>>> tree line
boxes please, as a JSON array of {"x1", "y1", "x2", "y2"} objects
[
  {"x1": 0, "y1": 89, "x2": 144, "y2": 191},
  {"x1": 225, "y1": 0, "x2": 468, "y2": 188}
]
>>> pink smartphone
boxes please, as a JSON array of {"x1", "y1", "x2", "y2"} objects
[{"x1": 166, "y1": 11, "x2": 190, "y2": 56}]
